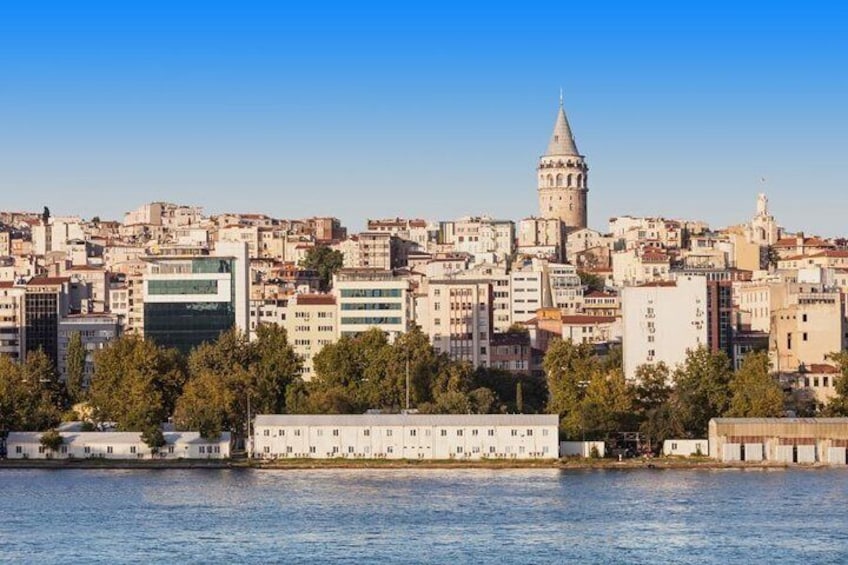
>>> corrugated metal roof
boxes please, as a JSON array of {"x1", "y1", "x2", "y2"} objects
[
  {"x1": 712, "y1": 418, "x2": 848, "y2": 425},
  {"x1": 254, "y1": 414, "x2": 559, "y2": 427}
]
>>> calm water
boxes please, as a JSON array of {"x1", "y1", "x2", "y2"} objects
[{"x1": 1, "y1": 468, "x2": 847, "y2": 564}]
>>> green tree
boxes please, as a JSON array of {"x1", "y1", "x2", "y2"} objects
[
  {"x1": 577, "y1": 369, "x2": 635, "y2": 440},
  {"x1": 65, "y1": 331, "x2": 87, "y2": 404},
  {"x1": 673, "y1": 346, "x2": 733, "y2": 436},
  {"x1": 542, "y1": 339, "x2": 598, "y2": 436},
  {"x1": 578, "y1": 270, "x2": 605, "y2": 292},
  {"x1": 633, "y1": 362, "x2": 681, "y2": 447},
  {"x1": 250, "y1": 324, "x2": 303, "y2": 414},
  {"x1": 822, "y1": 351, "x2": 848, "y2": 416},
  {"x1": 515, "y1": 381, "x2": 524, "y2": 413},
  {"x1": 0, "y1": 355, "x2": 61, "y2": 431},
  {"x1": 727, "y1": 351, "x2": 784, "y2": 417},
  {"x1": 174, "y1": 371, "x2": 238, "y2": 439},
  {"x1": 88, "y1": 334, "x2": 186, "y2": 431},
  {"x1": 40, "y1": 429, "x2": 64, "y2": 453},
  {"x1": 300, "y1": 246, "x2": 344, "y2": 291},
  {"x1": 141, "y1": 427, "x2": 166, "y2": 452}
]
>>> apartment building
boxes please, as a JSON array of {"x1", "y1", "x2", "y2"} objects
[
  {"x1": 427, "y1": 279, "x2": 493, "y2": 367},
  {"x1": 622, "y1": 276, "x2": 708, "y2": 381},
  {"x1": 333, "y1": 269, "x2": 412, "y2": 341},
  {"x1": 283, "y1": 294, "x2": 337, "y2": 381}
]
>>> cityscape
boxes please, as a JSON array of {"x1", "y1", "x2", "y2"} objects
[
  {"x1": 1, "y1": 98, "x2": 847, "y2": 465},
  {"x1": 2, "y1": 2, "x2": 847, "y2": 563}
]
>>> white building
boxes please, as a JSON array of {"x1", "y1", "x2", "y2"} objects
[
  {"x1": 622, "y1": 276, "x2": 708, "y2": 381},
  {"x1": 662, "y1": 439, "x2": 709, "y2": 457},
  {"x1": 252, "y1": 414, "x2": 559, "y2": 460},
  {"x1": 5, "y1": 431, "x2": 231, "y2": 460},
  {"x1": 333, "y1": 269, "x2": 412, "y2": 340},
  {"x1": 0, "y1": 281, "x2": 25, "y2": 361},
  {"x1": 510, "y1": 267, "x2": 545, "y2": 326},
  {"x1": 440, "y1": 216, "x2": 515, "y2": 264},
  {"x1": 548, "y1": 263, "x2": 584, "y2": 313}
]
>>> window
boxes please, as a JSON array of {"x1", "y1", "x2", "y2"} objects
[
  {"x1": 511, "y1": 430, "x2": 518, "y2": 437},
  {"x1": 294, "y1": 429, "x2": 301, "y2": 437},
  {"x1": 803, "y1": 332, "x2": 808, "y2": 342},
  {"x1": 488, "y1": 429, "x2": 495, "y2": 436},
  {"x1": 332, "y1": 446, "x2": 339, "y2": 454},
  {"x1": 387, "y1": 446, "x2": 394, "y2": 454},
  {"x1": 526, "y1": 430, "x2": 533, "y2": 437},
  {"x1": 130, "y1": 446, "x2": 137, "y2": 454},
  {"x1": 84, "y1": 446, "x2": 91, "y2": 454},
  {"x1": 333, "y1": 429, "x2": 339, "y2": 437},
  {"x1": 457, "y1": 447, "x2": 463, "y2": 454},
  {"x1": 263, "y1": 446, "x2": 270, "y2": 454},
  {"x1": 264, "y1": 429, "x2": 270, "y2": 436},
  {"x1": 15, "y1": 446, "x2": 21, "y2": 454},
  {"x1": 410, "y1": 429, "x2": 417, "y2": 436},
  {"x1": 199, "y1": 446, "x2": 205, "y2": 454},
  {"x1": 309, "y1": 446, "x2": 316, "y2": 454},
  {"x1": 363, "y1": 429, "x2": 370, "y2": 437},
  {"x1": 386, "y1": 429, "x2": 393, "y2": 437},
  {"x1": 168, "y1": 446, "x2": 174, "y2": 454},
  {"x1": 489, "y1": 446, "x2": 496, "y2": 453},
  {"x1": 279, "y1": 429, "x2": 285, "y2": 436},
  {"x1": 457, "y1": 430, "x2": 463, "y2": 437},
  {"x1": 348, "y1": 446, "x2": 354, "y2": 453},
  {"x1": 107, "y1": 446, "x2": 113, "y2": 454},
  {"x1": 472, "y1": 429, "x2": 478, "y2": 436},
  {"x1": 287, "y1": 446, "x2": 293, "y2": 453}
]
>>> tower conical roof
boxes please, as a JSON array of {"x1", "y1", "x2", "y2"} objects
[{"x1": 546, "y1": 103, "x2": 580, "y2": 156}]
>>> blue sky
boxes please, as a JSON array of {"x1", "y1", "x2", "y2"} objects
[{"x1": 1, "y1": 2, "x2": 846, "y2": 234}]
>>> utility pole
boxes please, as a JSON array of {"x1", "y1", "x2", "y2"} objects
[
  {"x1": 246, "y1": 394, "x2": 252, "y2": 459},
  {"x1": 405, "y1": 350, "x2": 410, "y2": 412}
]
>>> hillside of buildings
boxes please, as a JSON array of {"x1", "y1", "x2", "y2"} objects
[{"x1": 3, "y1": 193, "x2": 848, "y2": 458}]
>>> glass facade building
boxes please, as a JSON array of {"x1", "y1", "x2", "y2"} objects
[{"x1": 143, "y1": 256, "x2": 241, "y2": 353}]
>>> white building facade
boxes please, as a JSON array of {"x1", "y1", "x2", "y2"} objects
[
  {"x1": 622, "y1": 276, "x2": 708, "y2": 381},
  {"x1": 252, "y1": 414, "x2": 559, "y2": 460}
]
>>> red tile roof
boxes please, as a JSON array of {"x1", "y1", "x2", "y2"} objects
[
  {"x1": 561, "y1": 315, "x2": 617, "y2": 325},
  {"x1": 807, "y1": 364, "x2": 839, "y2": 374}
]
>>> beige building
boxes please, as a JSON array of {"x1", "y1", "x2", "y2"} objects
[
  {"x1": 440, "y1": 216, "x2": 515, "y2": 264},
  {"x1": 770, "y1": 283, "x2": 845, "y2": 372},
  {"x1": 283, "y1": 294, "x2": 337, "y2": 381},
  {"x1": 517, "y1": 217, "x2": 566, "y2": 261},
  {"x1": 622, "y1": 276, "x2": 708, "y2": 381},
  {"x1": 537, "y1": 97, "x2": 588, "y2": 229},
  {"x1": 0, "y1": 231, "x2": 10, "y2": 257},
  {"x1": 0, "y1": 281, "x2": 25, "y2": 361},
  {"x1": 338, "y1": 232, "x2": 394, "y2": 271},
  {"x1": 612, "y1": 248, "x2": 672, "y2": 287},
  {"x1": 561, "y1": 315, "x2": 620, "y2": 344},
  {"x1": 709, "y1": 418, "x2": 848, "y2": 464},
  {"x1": 427, "y1": 279, "x2": 492, "y2": 367}
]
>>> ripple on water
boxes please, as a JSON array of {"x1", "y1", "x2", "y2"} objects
[{"x1": 1, "y1": 467, "x2": 848, "y2": 564}]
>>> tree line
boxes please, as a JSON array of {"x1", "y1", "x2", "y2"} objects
[{"x1": 4, "y1": 325, "x2": 848, "y2": 451}]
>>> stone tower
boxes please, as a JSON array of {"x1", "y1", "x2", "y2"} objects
[{"x1": 537, "y1": 97, "x2": 588, "y2": 229}]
